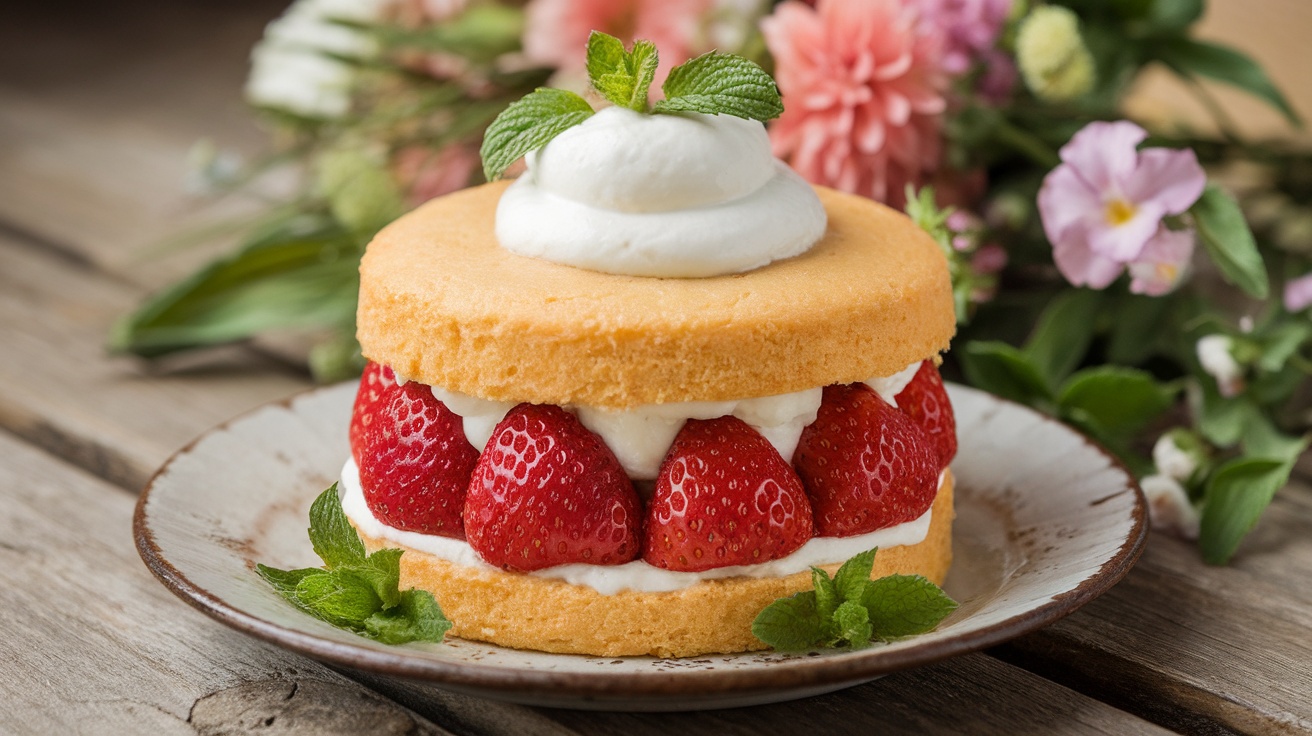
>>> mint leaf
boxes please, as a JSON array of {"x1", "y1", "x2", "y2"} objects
[
  {"x1": 364, "y1": 590, "x2": 452, "y2": 645},
  {"x1": 480, "y1": 88, "x2": 594, "y2": 181},
  {"x1": 654, "y1": 52, "x2": 783, "y2": 122},
  {"x1": 833, "y1": 600, "x2": 873, "y2": 649},
  {"x1": 832, "y1": 548, "x2": 876, "y2": 602},
  {"x1": 1192, "y1": 184, "x2": 1270, "y2": 299},
  {"x1": 308, "y1": 483, "x2": 367, "y2": 569},
  {"x1": 586, "y1": 32, "x2": 659, "y2": 111},
  {"x1": 294, "y1": 569, "x2": 384, "y2": 627},
  {"x1": 861, "y1": 575, "x2": 958, "y2": 639},
  {"x1": 751, "y1": 591, "x2": 830, "y2": 651},
  {"x1": 256, "y1": 565, "x2": 326, "y2": 599},
  {"x1": 257, "y1": 485, "x2": 453, "y2": 645},
  {"x1": 811, "y1": 567, "x2": 839, "y2": 620}
]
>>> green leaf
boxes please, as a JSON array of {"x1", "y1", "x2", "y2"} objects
[
  {"x1": 585, "y1": 32, "x2": 659, "y2": 111},
  {"x1": 363, "y1": 589, "x2": 452, "y2": 645},
  {"x1": 308, "y1": 485, "x2": 367, "y2": 570},
  {"x1": 832, "y1": 600, "x2": 873, "y2": 649},
  {"x1": 1200, "y1": 457, "x2": 1291, "y2": 564},
  {"x1": 751, "y1": 591, "x2": 829, "y2": 651},
  {"x1": 341, "y1": 548, "x2": 403, "y2": 609},
  {"x1": 654, "y1": 51, "x2": 783, "y2": 122},
  {"x1": 1197, "y1": 383, "x2": 1251, "y2": 447},
  {"x1": 810, "y1": 567, "x2": 839, "y2": 620},
  {"x1": 110, "y1": 214, "x2": 361, "y2": 358},
  {"x1": 1156, "y1": 38, "x2": 1302, "y2": 126},
  {"x1": 480, "y1": 87, "x2": 594, "y2": 181},
  {"x1": 1023, "y1": 290, "x2": 1103, "y2": 388},
  {"x1": 832, "y1": 548, "x2": 877, "y2": 603},
  {"x1": 1143, "y1": 0, "x2": 1203, "y2": 32},
  {"x1": 1106, "y1": 293, "x2": 1175, "y2": 365},
  {"x1": 256, "y1": 565, "x2": 327, "y2": 599},
  {"x1": 861, "y1": 575, "x2": 958, "y2": 639},
  {"x1": 958, "y1": 341, "x2": 1054, "y2": 406},
  {"x1": 293, "y1": 569, "x2": 384, "y2": 627},
  {"x1": 1258, "y1": 322, "x2": 1312, "y2": 372},
  {"x1": 1057, "y1": 367, "x2": 1176, "y2": 438},
  {"x1": 1191, "y1": 184, "x2": 1270, "y2": 299}
]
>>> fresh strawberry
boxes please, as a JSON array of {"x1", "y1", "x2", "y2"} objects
[
  {"x1": 793, "y1": 383, "x2": 939, "y2": 537},
  {"x1": 644, "y1": 417, "x2": 814, "y2": 572},
  {"x1": 464, "y1": 404, "x2": 641, "y2": 572},
  {"x1": 894, "y1": 360, "x2": 957, "y2": 468},
  {"x1": 353, "y1": 361, "x2": 478, "y2": 539}
]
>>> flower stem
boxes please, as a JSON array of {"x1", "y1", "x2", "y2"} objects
[{"x1": 993, "y1": 119, "x2": 1061, "y2": 168}]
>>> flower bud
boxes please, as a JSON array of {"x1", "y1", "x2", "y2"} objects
[
  {"x1": 1140, "y1": 474, "x2": 1201, "y2": 539},
  {"x1": 1015, "y1": 6, "x2": 1096, "y2": 101},
  {"x1": 1195, "y1": 334, "x2": 1244, "y2": 398},
  {"x1": 1151, "y1": 430, "x2": 1205, "y2": 483}
]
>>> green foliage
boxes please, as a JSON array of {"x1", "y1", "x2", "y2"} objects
[
  {"x1": 479, "y1": 87, "x2": 594, "y2": 181},
  {"x1": 752, "y1": 549, "x2": 956, "y2": 651},
  {"x1": 258, "y1": 486, "x2": 452, "y2": 644},
  {"x1": 1192, "y1": 184, "x2": 1271, "y2": 299},
  {"x1": 1154, "y1": 38, "x2": 1302, "y2": 126},
  {"x1": 654, "y1": 51, "x2": 784, "y2": 121}
]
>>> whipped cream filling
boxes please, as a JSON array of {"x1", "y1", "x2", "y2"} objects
[
  {"x1": 340, "y1": 458, "x2": 938, "y2": 596},
  {"x1": 495, "y1": 106, "x2": 827, "y2": 278},
  {"x1": 413, "y1": 361, "x2": 920, "y2": 481}
]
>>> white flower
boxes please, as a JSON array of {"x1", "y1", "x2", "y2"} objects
[
  {"x1": 244, "y1": 0, "x2": 386, "y2": 119},
  {"x1": 1152, "y1": 433, "x2": 1198, "y2": 482},
  {"x1": 1140, "y1": 474, "x2": 1201, "y2": 539},
  {"x1": 1196, "y1": 334, "x2": 1244, "y2": 398}
]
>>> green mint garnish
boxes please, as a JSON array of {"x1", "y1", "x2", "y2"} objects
[
  {"x1": 479, "y1": 87, "x2": 595, "y2": 182},
  {"x1": 652, "y1": 51, "x2": 784, "y2": 121},
  {"x1": 751, "y1": 548, "x2": 957, "y2": 651},
  {"x1": 256, "y1": 485, "x2": 452, "y2": 645},
  {"x1": 587, "y1": 31, "x2": 659, "y2": 112},
  {"x1": 480, "y1": 30, "x2": 784, "y2": 181}
]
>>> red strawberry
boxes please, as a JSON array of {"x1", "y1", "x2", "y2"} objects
[
  {"x1": 793, "y1": 383, "x2": 939, "y2": 537},
  {"x1": 352, "y1": 361, "x2": 478, "y2": 539},
  {"x1": 895, "y1": 360, "x2": 957, "y2": 468},
  {"x1": 464, "y1": 404, "x2": 641, "y2": 572},
  {"x1": 644, "y1": 417, "x2": 814, "y2": 572}
]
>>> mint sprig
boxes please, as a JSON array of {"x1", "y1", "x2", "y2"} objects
[
  {"x1": 480, "y1": 31, "x2": 784, "y2": 181},
  {"x1": 653, "y1": 51, "x2": 784, "y2": 121},
  {"x1": 587, "y1": 31, "x2": 659, "y2": 112},
  {"x1": 480, "y1": 88, "x2": 594, "y2": 181},
  {"x1": 256, "y1": 485, "x2": 452, "y2": 645},
  {"x1": 751, "y1": 548, "x2": 957, "y2": 651}
]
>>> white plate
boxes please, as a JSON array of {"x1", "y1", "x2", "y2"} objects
[{"x1": 135, "y1": 383, "x2": 1146, "y2": 711}]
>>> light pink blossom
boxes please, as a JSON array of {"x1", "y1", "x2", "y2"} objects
[
  {"x1": 1284, "y1": 272, "x2": 1312, "y2": 312},
  {"x1": 1125, "y1": 227, "x2": 1194, "y2": 296},
  {"x1": 521, "y1": 0, "x2": 713, "y2": 86},
  {"x1": 915, "y1": 0, "x2": 1011, "y2": 74},
  {"x1": 762, "y1": 0, "x2": 947, "y2": 208},
  {"x1": 1038, "y1": 121, "x2": 1205, "y2": 291}
]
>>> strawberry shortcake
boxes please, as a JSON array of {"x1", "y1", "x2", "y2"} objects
[{"x1": 339, "y1": 44, "x2": 957, "y2": 658}]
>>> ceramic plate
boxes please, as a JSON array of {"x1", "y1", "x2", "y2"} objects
[{"x1": 135, "y1": 383, "x2": 1146, "y2": 711}]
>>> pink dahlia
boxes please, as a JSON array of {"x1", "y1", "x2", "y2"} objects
[
  {"x1": 522, "y1": 0, "x2": 713, "y2": 85},
  {"x1": 762, "y1": 0, "x2": 947, "y2": 208}
]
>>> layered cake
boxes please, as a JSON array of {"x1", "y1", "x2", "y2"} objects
[{"x1": 341, "y1": 60, "x2": 957, "y2": 658}]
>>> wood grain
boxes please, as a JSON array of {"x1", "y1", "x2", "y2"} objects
[
  {"x1": 0, "y1": 235, "x2": 309, "y2": 490},
  {"x1": 998, "y1": 481, "x2": 1312, "y2": 735},
  {"x1": 0, "y1": 430, "x2": 452, "y2": 735}
]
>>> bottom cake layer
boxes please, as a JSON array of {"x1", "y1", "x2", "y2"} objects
[{"x1": 356, "y1": 471, "x2": 954, "y2": 658}]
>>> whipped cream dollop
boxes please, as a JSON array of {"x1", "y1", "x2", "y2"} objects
[
  {"x1": 413, "y1": 362, "x2": 919, "y2": 481},
  {"x1": 340, "y1": 458, "x2": 938, "y2": 595},
  {"x1": 495, "y1": 106, "x2": 827, "y2": 278}
]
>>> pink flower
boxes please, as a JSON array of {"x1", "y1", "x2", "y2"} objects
[
  {"x1": 762, "y1": 0, "x2": 947, "y2": 208},
  {"x1": 915, "y1": 0, "x2": 1011, "y2": 75},
  {"x1": 1038, "y1": 121, "x2": 1205, "y2": 291},
  {"x1": 522, "y1": 0, "x2": 713, "y2": 86},
  {"x1": 392, "y1": 144, "x2": 481, "y2": 206},
  {"x1": 1284, "y1": 272, "x2": 1312, "y2": 312},
  {"x1": 1125, "y1": 227, "x2": 1194, "y2": 296}
]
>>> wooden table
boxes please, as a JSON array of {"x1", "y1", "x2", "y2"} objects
[{"x1": 2, "y1": 2, "x2": 1309, "y2": 734}]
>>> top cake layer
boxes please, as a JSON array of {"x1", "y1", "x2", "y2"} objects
[{"x1": 357, "y1": 181, "x2": 954, "y2": 409}]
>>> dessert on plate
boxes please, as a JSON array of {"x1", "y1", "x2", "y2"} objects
[{"x1": 340, "y1": 37, "x2": 957, "y2": 657}]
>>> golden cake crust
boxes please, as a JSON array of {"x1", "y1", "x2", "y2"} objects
[
  {"x1": 358, "y1": 181, "x2": 955, "y2": 409},
  {"x1": 357, "y1": 473, "x2": 953, "y2": 658}
]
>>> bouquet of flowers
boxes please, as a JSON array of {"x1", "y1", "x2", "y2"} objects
[{"x1": 114, "y1": 0, "x2": 1310, "y2": 564}]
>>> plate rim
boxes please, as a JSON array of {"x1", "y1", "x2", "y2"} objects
[{"x1": 134, "y1": 382, "x2": 1148, "y2": 699}]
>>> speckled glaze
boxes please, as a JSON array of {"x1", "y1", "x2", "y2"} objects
[{"x1": 134, "y1": 383, "x2": 1146, "y2": 711}]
